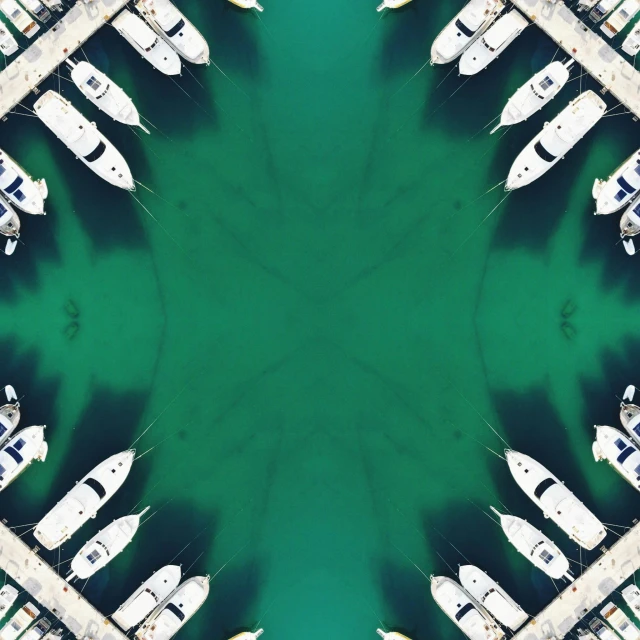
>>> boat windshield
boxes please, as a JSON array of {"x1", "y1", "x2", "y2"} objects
[
  {"x1": 83, "y1": 477, "x2": 107, "y2": 499},
  {"x1": 164, "y1": 603, "x2": 185, "y2": 622},
  {"x1": 533, "y1": 140, "x2": 557, "y2": 163},
  {"x1": 617, "y1": 175, "x2": 636, "y2": 194},
  {"x1": 533, "y1": 477, "x2": 557, "y2": 499},
  {"x1": 539, "y1": 549, "x2": 554, "y2": 564},
  {"x1": 481, "y1": 37, "x2": 496, "y2": 52},
  {"x1": 454, "y1": 602, "x2": 475, "y2": 621},
  {"x1": 454, "y1": 18, "x2": 476, "y2": 38},
  {"x1": 164, "y1": 18, "x2": 185, "y2": 38},
  {"x1": 144, "y1": 37, "x2": 159, "y2": 52}
]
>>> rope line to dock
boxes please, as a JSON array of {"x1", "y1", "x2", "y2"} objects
[
  {"x1": 392, "y1": 542, "x2": 431, "y2": 580},
  {"x1": 466, "y1": 498, "x2": 500, "y2": 527},
  {"x1": 431, "y1": 526, "x2": 473, "y2": 565},
  {"x1": 208, "y1": 543, "x2": 248, "y2": 581}
]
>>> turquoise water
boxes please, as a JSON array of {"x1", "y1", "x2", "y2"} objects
[{"x1": 1, "y1": 1, "x2": 640, "y2": 639}]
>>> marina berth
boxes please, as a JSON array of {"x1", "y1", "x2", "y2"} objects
[
  {"x1": 228, "y1": 0, "x2": 264, "y2": 9},
  {"x1": 430, "y1": 0, "x2": 505, "y2": 65},
  {"x1": 590, "y1": 618, "x2": 621, "y2": 640},
  {"x1": 0, "y1": 586, "x2": 18, "y2": 623},
  {"x1": 0, "y1": 18, "x2": 17, "y2": 56},
  {"x1": 0, "y1": 0, "x2": 38, "y2": 37},
  {"x1": 228, "y1": 632, "x2": 264, "y2": 640},
  {"x1": 112, "y1": 10, "x2": 182, "y2": 76},
  {"x1": 622, "y1": 585, "x2": 640, "y2": 622},
  {"x1": 458, "y1": 10, "x2": 528, "y2": 76},
  {"x1": 622, "y1": 22, "x2": 640, "y2": 54},
  {"x1": 458, "y1": 565, "x2": 527, "y2": 631},
  {"x1": 112, "y1": 565, "x2": 182, "y2": 631},
  {"x1": 0, "y1": 384, "x2": 20, "y2": 448},
  {"x1": 0, "y1": 196, "x2": 20, "y2": 256},
  {"x1": 19, "y1": 0, "x2": 50, "y2": 23},
  {"x1": 0, "y1": 425, "x2": 47, "y2": 491},
  {"x1": 0, "y1": 603, "x2": 39, "y2": 640},
  {"x1": 376, "y1": 0, "x2": 409, "y2": 11},
  {"x1": 34, "y1": 449, "x2": 135, "y2": 550},
  {"x1": 505, "y1": 450, "x2": 605, "y2": 550},
  {"x1": 601, "y1": 603, "x2": 640, "y2": 640},
  {"x1": 34, "y1": 91, "x2": 135, "y2": 191},
  {"x1": 593, "y1": 425, "x2": 640, "y2": 491},
  {"x1": 22, "y1": 619, "x2": 50, "y2": 640},
  {"x1": 136, "y1": 576, "x2": 210, "y2": 640},
  {"x1": 0, "y1": 148, "x2": 47, "y2": 215},
  {"x1": 601, "y1": 0, "x2": 640, "y2": 37},
  {"x1": 593, "y1": 149, "x2": 640, "y2": 215},
  {"x1": 135, "y1": 0, "x2": 210, "y2": 65},
  {"x1": 505, "y1": 91, "x2": 606, "y2": 191},
  {"x1": 430, "y1": 576, "x2": 504, "y2": 640},
  {"x1": 376, "y1": 631, "x2": 411, "y2": 640}
]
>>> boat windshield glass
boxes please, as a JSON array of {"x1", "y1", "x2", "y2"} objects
[
  {"x1": 86, "y1": 76, "x2": 102, "y2": 91},
  {"x1": 454, "y1": 18, "x2": 476, "y2": 38},
  {"x1": 617, "y1": 446, "x2": 636, "y2": 465},
  {"x1": 164, "y1": 18, "x2": 185, "y2": 38},
  {"x1": 534, "y1": 140, "x2": 557, "y2": 163},
  {"x1": 533, "y1": 477, "x2": 556, "y2": 499},
  {"x1": 615, "y1": 438, "x2": 627, "y2": 450},
  {"x1": 539, "y1": 549, "x2": 554, "y2": 564},
  {"x1": 13, "y1": 438, "x2": 25, "y2": 451},
  {"x1": 539, "y1": 76, "x2": 554, "y2": 91},
  {"x1": 3, "y1": 446, "x2": 23, "y2": 465},
  {"x1": 86, "y1": 549, "x2": 101, "y2": 564},
  {"x1": 83, "y1": 477, "x2": 107, "y2": 499},
  {"x1": 617, "y1": 175, "x2": 636, "y2": 194},
  {"x1": 83, "y1": 140, "x2": 106, "y2": 163},
  {"x1": 4, "y1": 176, "x2": 23, "y2": 195},
  {"x1": 165, "y1": 603, "x2": 185, "y2": 622},
  {"x1": 145, "y1": 37, "x2": 159, "y2": 52}
]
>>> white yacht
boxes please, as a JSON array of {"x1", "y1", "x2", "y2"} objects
[
  {"x1": 19, "y1": 0, "x2": 50, "y2": 22},
  {"x1": 490, "y1": 507, "x2": 572, "y2": 581},
  {"x1": 459, "y1": 11, "x2": 527, "y2": 76},
  {"x1": 0, "y1": 604, "x2": 39, "y2": 640},
  {"x1": 135, "y1": 0, "x2": 209, "y2": 65},
  {"x1": 622, "y1": 20, "x2": 640, "y2": 54},
  {"x1": 112, "y1": 565, "x2": 182, "y2": 631},
  {"x1": 622, "y1": 585, "x2": 640, "y2": 622},
  {"x1": 228, "y1": 0, "x2": 264, "y2": 9},
  {"x1": 505, "y1": 450, "x2": 605, "y2": 550},
  {"x1": 591, "y1": 618, "x2": 622, "y2": 640},
  {"x1": 602, "y1": 0, "x2": 640, "y2": 36},
  {"x1": 376, "y1": 632, "x2": 411, "y2": 640},
  {"x1": 458, "y1": 565, "x2": 527, "y2": 631},
  {"x1": 430, "y1": 0, "x2": 505, "y2": 65},
  {"x1": 34, "y1": 91, "x2": 134, "y2": 191},
  {"x1": 0, "y1": 426, "x2": 47, "y2": 491},
  {"x1": 136, "y1": 576, "x2": 210, "y2": 640},
  {"x1": 0, "y1": 586, "x2": 18, "y2": 623},
  {"x1": 0, "y1": 195, "x2": 20, "y2": 256},
  {"x1": 593, "y1": 148, "x2": 640, "y2": 215},
  {"x1": 590, "y1": 0, "x2": 624, "y2": 22},
  {"x1": 619, "y1": 385, "x2": 640, "y2": 444},
  {"x1": 578, "y1": 0, "x2": 599, "y2": 9},
  {"x1": 601, "y1": 603, "x2": 640, "y2": 640},
  {"x1": 618, "y1": 196, "x2": 640, "y2": 255},
  {"x1": 34, "y1": 449, "x2": 135, "y2": 550},
  {"x1": 0, "y1": 384, "x2": 20, "y2": 448},
  {"x1": 0, "y1": 148, "x2": 47, "y2": 215},
  {"x1": 66, "y1": 60, "x2": 149, "y2": 133},
  {"x1": 112, "y1": 10, "x2": 182, "y2": 76},
  {"x1": 593, "y1": 425, "x2": 640, "y2": 492},
  {"x1": 67, "y1": 508, "x2": 149, "y2": 581},
  {"x1": 0, "y1": 0, "x2": 38, "y2": 37},
  {"x1": 491, "y1": 60, "x2": 572, "y2": 133},
  {"x1": 228, "y1": 632, "x2": 264, "y2": 640},
  {"x1": 0, "y1": 17, "x2": 17, "y2": 56},
  {"x1": 505, "y1": 91, "x2": 606, "y2": 191},
  {"x1": 430, "y1": 576, "x2": 503, "y2": 640},
  {"x1": 21, "y1": 620, "x2": 50, "y2": 640}
]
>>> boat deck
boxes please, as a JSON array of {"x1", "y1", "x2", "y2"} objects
[
  {"x1": 511, "y1": 0, "x2": 640, "y2": 120},
  {"x1": 514, "y1": 519, "x2": 640, "y2": 640},
  {"x1": 0, "y1": 0, "x2": 130, "y2": 119},
  {"x1": 0, "y1": 520, "x2": 127, "y2": 640}
]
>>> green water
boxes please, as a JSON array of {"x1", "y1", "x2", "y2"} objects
[{"x1": 1, "y1": 1, "x2": 640, "y2": 639}]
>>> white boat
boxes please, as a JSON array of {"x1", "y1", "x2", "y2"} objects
[
  {"x1": 67, "y1": 508, "x2": 149, "y2": 581},
  {"x1": 0, "y1": 195, "x2": 20, "y2": 256},
  {"x1": 578, "y1": 0, "x2": 599, "y2": 9},
  {"x1": 593, "y1": 425, "x2": 640, "y2": 492},
  {"x1": 622, "y1": 20, "x2": 640, "y2": 54},
  {"x1": 593, "y1": 148, "x2": 640, "y2": 215},
  {"x1": 40, "y1": 0, "x2": 61, "y2": 9},
  {"x1": 458, "y1": 565, "x2": 527, "y2": 631},
  {"x1": 491, "y1": 60, "x2": 572, "y2": 133},
  {"x1": 112, "y1": 10, "x2": 182, "y2": 76},
  {"x1": 40, "y1": 632, "x2": 62, "y2": 640},
  {"x1": 430, "y1": 0, "x2": 505, "y2": 65},
  {"x1": 228, "y1": 632, "x2": 264, "y2": 640},
  {"x1": 590, "y1": 0, "x2": 624, "y2": 22},
  {"x1": 34, "y1": 91, "x2": 134, "y2": 191},
  {"x1": 21, "y1": 620, "x2": 50, "y2": 640},
  {"x1": 0, "y1": 148, "x2": 47, "y2": 215},
  {"x1": 376, "y1": 632, "x2": 411, "y2": 640},
  {"x1": 591, "y1": 618, "x2": 622, "y2": 640},
  {"x1": 601, "y1": 603, "x2": 640, "y2": 640},
  {"x1": 228, "y1": 0, "x2": 263, "y2": 10},
  {"x1": 0, "y1": 0, "x2": 38, "y2": 37},
  {"x1": 0, "y1": 426, "x2": 47, "y2": 491},
  {"x1": 618, "y1": 195, "x2": 640, "y2": 255},
  {"x1": 430, "y1": 576, "x2": 503, "y2": 640},
  {"x1": 579, "y1": 630, "x2": 600, "y2": 640},
  {"x1": 34, "y1": 449, "x2": 135, "y2": 550},
  {"x1": 505, "y1": 450, "x2": 605, "y2": 550},
  {"x1": 0, "y1": 17, "x2": 17, "y2": 56},
  {"x1": 112, "y1": 565, "x2": 182, "y2": 631},
  {"x1": 602, "y1": 0, "x2": 640, "y2": 36},
  {"x1": 66, "y1": 60, "x2": 149, "y2": 133},
  {"x1": 0, "y1": 604, "x2": 39, "y2": 640},
  {"x1": 0, "y1": 385, "x2": 20, "y2": 448},
  {"x1": 505, "y1": 91, "x2": 606, "y2": 191},
  {"x1": 0, "y1": 586, "x2": 18, "y2": 623},
  {"x1": 136, "y1": 576, "x2": 210, "y2": 640},
  {"x1": 622, "y1": 585, "x2": 640, "y2": 622},
  {"x1": 459, "y1": 11, "x2": 528, "y2": 76},
  {"x1": 18, "y1": 0, "x2": 50, "y2": 22},
  {"x1": 135, "y1": 0, "x2": 209, "y2": 65},
  {"x1": 619, "y1": 385, "x2": 640, "y2": 444},
  {"x1": 490, "y1": 507, "x2": 572, "y2": 581}
]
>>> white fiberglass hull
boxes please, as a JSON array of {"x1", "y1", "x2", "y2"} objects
[
  {"x1": 0, "y1": 426, "x2": 47, "y2": 492},
  {"x1": 0, "y1": 148, "x2": 47, "y2": 215},
  {"x1": 593, "y1": 425, "x2": 640, "y2": 492},
  {"x1": 622, "y1": 585, "x2": 640, "y2": 623},
  {"x1": 594, "y1": 148, "x2": 640, "y2": 215}
]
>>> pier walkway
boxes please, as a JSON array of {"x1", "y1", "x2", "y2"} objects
[
  {"x1": 0, "y1": 0, "x2": 129, "y2": 119},
  {"x1": 514, "y1": 519, "x2": 640, "y2": 640},
  {"x1": 0, "y1": 521, "x2": 127, "y2": 640},
  {"x1": 511, "y1": 0, "x2": 640, "y2": 119}
]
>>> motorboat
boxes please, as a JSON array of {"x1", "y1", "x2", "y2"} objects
[
  {"x1": 601, "y1": 603, "x2": 640, "y2": 640},
  {"x1": 622, "y1": 585, "x2": 640, "y2": 622},
  {"x1": 622, "y1": 21, "x2": 640, "y2": 54},
  {"x1": 228, "y1": 632, "x2": 264, "y2": 640},
  {"x1": 590, "y1": 0, "x2": 624, "y2": 22},
  {"x1": 40, "y1": 632, "x2": 63, "y2": 640},
  {"x1": 601, "y1": 0, "x2": 640, "y2": 36},
  {"x1": 112, "y1": 565, "x2": 182, "y2": 631},
  {"x1": 67, "y1": 508, "x2": 149, "y2": 581},
  {"x1": 228, "y1": 0, "x2": 264, "y2": 9},
  {"x1": 505, "y1": 91, "x2": 606, "y2": 190},
  {"x1": 590, "y1": 618, "x2": 621, "y2": 640},
  {"x1": 34, "y1": 449, "x2": 135, "y2": 550},
  {"x1": 619, "y1": 385, "x2": 640, "y2": 444},
  {"x1": 593, "y1": 425, "x2": 640, "y2": 492},
  {"x1": 66, "y1": 59, "x2": 149, "y2": 133},
  {"x1": 136, "y1": 576, "x2": 210, "y2": 640},
  {"x1": 458, "y1": 565, "x2": 527, "y2": 631},
  {"x1": 135, "y1": 0, "x2": 210, "y2": 65},
  {"x1": 0, "y1": 426, "x2": 47, "y2": 491},
  {"x1": 19, "y1": 0, "x2": 50, "y2": 22},
  {"x1": 0, "y1": 586, "x2": 18, "y2": 623},
  {"x1": 0, "y1": 195, "x2": 20, "y2": 256},
  {"x1": 0, "y1": 148, "x2": 48, "y2": 215},
  {"x1": 430, "y1": 0, "x2": 505, "y2": 65},
  {"x1": 376, "y1": 632, "x2": 411, "y2": 640},
  {"x1": 490, "y1": 507, "x2": 572, "y2": 581},
  {"x1": 430, "y1": 575, "x2": 503, "y2": 640},
  {"x1": 40, "y1": 0, "x2": 61, "y2": 10},
  {"x1": 0, "y1": 17, "x2": 17, "y2": 56},
  {"x1": 505, "y1": 450, "x2": 605, "y2": 549},
  {"x1": 0, "y1": 603, "x2": 39, "y2": 640},
  {"x1": 459, "y1": 11, "x2": 528, "y2": 76},
  {"x1": 0, "y1": 384, "x2": 20, "y2": 448},
  {"x1": 21, "y1": 620, "x2": 50, "y2": 640},
  {"x1": 34, "y1": 91, "x2": 135, "y2": 191},
  {"x1": 593, "y1": 148, "x2": 640, "y2": 215},
  {"x1": 491, "y1": 60, "x2": 572, "y2": 133},
  {"x1": 112, "y1": 10, "x2": 182, "y2": 76},
  {"x1": 577, "y1": 0, "x2": 599, "y2": 9},
  {"x1": 618, "y1": 196, "x2": 640, "y2": 255},
  {"x1": 579, "y1": 630, "x2": 601, "y2": 640},
  {"x1": 0, "y1": 0, "x2": 38, "y2": 37}
]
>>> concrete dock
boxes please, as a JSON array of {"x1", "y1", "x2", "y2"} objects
[
  {"x1": 0, "y1": 521, "x2": 127, "y2": 640},
  {"x1": 511, "y1": 0, "x2": 640, "y2": 119},
  {"x1": 0, "y1": 0, "x2": 130, "y2": 119},
  {"x1": 514, "y1": 519, "x2": 640, "y2": 640}
]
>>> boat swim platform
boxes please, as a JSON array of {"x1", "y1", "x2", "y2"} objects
[
  {"x1": 0, "y1": 0, "x2": 130, "y2": 120},
  {"x1": 511, "y1": 0, "x2": 640, "y2": 120},
  {"x1": 514, "y1": 518, "x2": 640, "y2": 640},
  {"x1": 0, "y1": 520, "x2": 128, "y2": 640}
]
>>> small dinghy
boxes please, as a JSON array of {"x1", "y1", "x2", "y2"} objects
[
  {"x1": 34, "y1": 449, "x2": 136, "y2": 550},
  {"x1": 112, "y1": 565, "x2": 182, "y2": 631},
  {"x1": 0, "y1": 195, "x2": 20, "y2": 256},
  {"x1": 0, "y1": 384, "x2": 20, "y2": 448},
  {"x1": 0, "y1": 17, "x2": 17, "y2": 56},
  {"x1": 0, "y1": 148, "x2": 47, "y2": 215},
  {"x1": 590, "y1": 618, "x2": 621, "y2": 640},
  {"x1": 376, "y1": 0, "x2": 409, "y2": 11},
  {"x1": 601, "y1": 603, "x2": 640, "y2": 640},
  {"x1": 622, "y1": 585, "x2": 640, "y2": 623},
  {"x1": 601, "y1": 0, "x2": 640, "y2": 37},
  {"x1": 376, "y1": 631, "x2": 411, "y2": 640},
  {"x1": 0, "y1": 426, "x2": 47, "y2": 491},
  {"x1": 0, "y1": 586, "x2": 18, "y2": 623},
  {"x1": 229, "y1": 0, "x2": 264, "y2": 9},
  {"x1": 0, "y1": 604, "x2": 39, "y2": 640},
  {"x1": 593, "y1": 425, "x2": 640, "y2": 492},
  {"x1": 593, "y1": 148, "x2": 640, "y2": 215},
  {"x1": 228, "y1": 632, "x2": 264, "y2": 640},
  {"x1": 459, "y1": 565, "x2": 527, "y2": 631},
  {"x1": 0, "y1": 0, "x2": 38, "y2": 37},
  {"x1": 490, "y1": 507, "x2": 572, "y2": 581}
]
